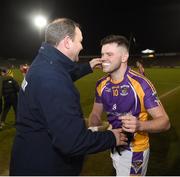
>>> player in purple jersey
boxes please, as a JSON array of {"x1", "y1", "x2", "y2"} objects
[{"x1": 88, "y1": 35, "x2": 170, "y2": 176}]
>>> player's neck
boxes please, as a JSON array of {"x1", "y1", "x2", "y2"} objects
[{"x1": 110, "y1": 65, "x2": 127, "y2": 83}]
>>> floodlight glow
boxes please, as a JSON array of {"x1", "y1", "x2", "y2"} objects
[
  {"x1": 34, "y1": 15, "x2": 47, "y2": 29},
  {"x1": 141, "y1": 49, "x2": 155, "y2": 54}
]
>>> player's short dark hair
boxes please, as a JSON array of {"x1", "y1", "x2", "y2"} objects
[{"x1": 100, "y1": 35, "x2": 129, "y2": 51}]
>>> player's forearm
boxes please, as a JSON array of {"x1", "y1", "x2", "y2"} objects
[
  {"x1": 88, "y1": 113, "x2": 102, "y2": 127},
  {"x1": 138, "y1": 116, "x2": 170, "y2": 133}
]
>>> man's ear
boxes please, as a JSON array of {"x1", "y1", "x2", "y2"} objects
[{"x1": 63, "y1": 36, "x2": 72, "y2": 49}]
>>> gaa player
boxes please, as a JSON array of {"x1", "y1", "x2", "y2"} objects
[{"x1": 88, "y1": 35, "x2": 170, "y2": 176}]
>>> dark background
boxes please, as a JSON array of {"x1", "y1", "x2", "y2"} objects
[{"x1": 1, "y1": 0, "x2": 180, "y2": 60}]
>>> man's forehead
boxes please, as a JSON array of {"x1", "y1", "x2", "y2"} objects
[{"x1": 75, "y1": 27, "x2": 83, "y2": 40}]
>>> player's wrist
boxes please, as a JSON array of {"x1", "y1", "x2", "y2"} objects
[{"x1": 137, "y1": 120, "x2": 143, "y2": 131}]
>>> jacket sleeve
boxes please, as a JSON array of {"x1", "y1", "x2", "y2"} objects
[
  {"x1": 69, "y1": 63, "x2": 93, "y2": 82},
  {"x1": 37, "y1": 72, "x2": 116, "y2": 157}
]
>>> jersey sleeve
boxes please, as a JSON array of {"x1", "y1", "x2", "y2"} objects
[
  {"x1": 143, "y1": 79, "x2": 160, "y2": 109},
  {"x1": 95, "y1": 81, "x2": 103, "y2": 103}
]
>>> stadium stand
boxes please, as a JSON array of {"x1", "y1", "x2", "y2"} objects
[{"x1": 0, "y1": 53, "x2": 180, "y2": 68}]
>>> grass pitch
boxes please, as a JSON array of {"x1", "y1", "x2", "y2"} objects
[{"x1": 0, "y1": 68, "x2": 180, "y2": 175}]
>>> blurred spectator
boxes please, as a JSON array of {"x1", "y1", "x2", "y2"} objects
[
  {"x1": 0, "y1": 69, "x2": 20, "y2": 129},
  {"x1": 6, "y1": 68, "x2": 14, "y2": 77},
  {"x1": 136, "y1": 60, "x2": 145, "y2": 76},
  {"x1": 19, "y1": 64, "x2": 29, "y2": 76}
]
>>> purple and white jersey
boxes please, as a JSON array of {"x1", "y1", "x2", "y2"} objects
[{"x1": 95, "y1": 67, "x2": 160, "y2": 152}]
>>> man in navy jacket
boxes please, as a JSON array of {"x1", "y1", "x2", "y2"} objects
[{"x1": 10, "y1": 18, "x2": 127, "y2": 176}]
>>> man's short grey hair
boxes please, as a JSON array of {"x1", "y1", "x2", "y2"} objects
[{"x1": 45, "y1": 18, "x2": 80, "y2": 46}]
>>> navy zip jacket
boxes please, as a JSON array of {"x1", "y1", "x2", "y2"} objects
[{"x1": 10, "y1": 43, "x2": 116, "y2": 176}]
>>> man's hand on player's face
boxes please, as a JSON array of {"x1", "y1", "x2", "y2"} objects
[{"x1": 89, "y1": 58, "x2": 102, "y2": 69}]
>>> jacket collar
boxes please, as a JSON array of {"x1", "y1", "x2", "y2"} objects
[{"x1": 38, "y1": 42, "x2": 76, "y2": 70}]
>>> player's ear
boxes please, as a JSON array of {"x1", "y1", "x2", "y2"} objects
[{"x1": 121, "y1": 53, "x2": 129, "y2": 63}]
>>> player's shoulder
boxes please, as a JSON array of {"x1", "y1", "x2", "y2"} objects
[
  {"x1": 128, "y1": 68, "x2": 154, "y2": 88},
  {"x1": 96, "y1": 74, "x2": 110, "y2": 85}
]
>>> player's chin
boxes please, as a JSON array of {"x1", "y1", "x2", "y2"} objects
[{"x1": 102, "y1": 67, "x2": 111, "y2": 73}]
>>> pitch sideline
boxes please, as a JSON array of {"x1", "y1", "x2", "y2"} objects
[{"x1": 159, "y1": 85, "x2": 180, "y2": 99}]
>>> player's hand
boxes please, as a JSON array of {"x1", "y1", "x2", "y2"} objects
[
  {"x1": 110, "y1": 128, "x2": 128, "y2": 146},
  {"x1": 119, "y1": 114, "x2": 139, "y2": 133},
  {"x1": 89, "y1": 58, "x2": 102, "y2": 69}
]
